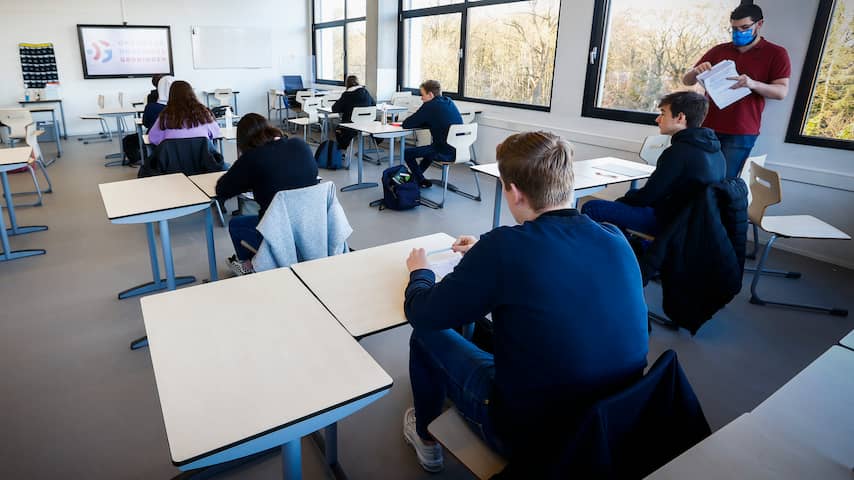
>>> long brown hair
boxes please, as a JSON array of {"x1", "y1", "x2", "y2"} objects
[
  {"x1": 236, "y1": 113, "x2": 283, "y2": 154},
  {"x1": 157, "y1": 80, "x2": 215, "y2": 130}
]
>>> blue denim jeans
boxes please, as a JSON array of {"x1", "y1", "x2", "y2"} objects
[
  {"x1": 228, "y1": 214, "x2": 263, "y2": 261},
  {"x1": 581, "y1": 198, "x2": 659, "y2": 235},
  {"x1": 716, "y1": 133, "x2": 758, "y2": 179},
  {"x1": 409, "y1": 328, "x2": 508, "y2": 457}
]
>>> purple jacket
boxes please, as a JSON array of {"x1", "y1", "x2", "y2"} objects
[{"x1": 148, "y1": 119, "x2": 221, "y2": 145}]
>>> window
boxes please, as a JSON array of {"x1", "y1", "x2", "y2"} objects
[
  {"x1": 786, "y1": 0, "x2": 853, "y2": 151},
  {"x1": 399, "y1": 0, "x2": 561, "y2": 110},
  {"x1": 582, "y1": 0, "x2": 738, "y2": 124},
  {"x1": 313, "y1": 0, "x2": 367, "y2": 84}
]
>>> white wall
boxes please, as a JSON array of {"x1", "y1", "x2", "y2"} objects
[
  {"x1": 0, "y1": 0, "x2": 311, "y2": 135},
  {"x1": 449, "y1": 0, "x2": 854, "y2": 269}
]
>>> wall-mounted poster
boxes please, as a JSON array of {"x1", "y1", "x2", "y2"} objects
[{"x1": 19, "y1": 42, "x2": 59, "y2": 89}]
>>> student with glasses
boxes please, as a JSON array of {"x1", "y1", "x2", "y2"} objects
[{"x1": 682, "y1": 3, "x2": 790, "y2": 179}]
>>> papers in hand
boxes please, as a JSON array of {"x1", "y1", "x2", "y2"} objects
[
  {"x1": 697, "y1": 60, "x2": 751, "y2": 109},
  {"x1": 427, "y1": 248, "x2": 462, "y2": 282}
]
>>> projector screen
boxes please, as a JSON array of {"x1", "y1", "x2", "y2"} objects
[{"x1": 77, "y1": 25, "x2": 174, "y2": 79}]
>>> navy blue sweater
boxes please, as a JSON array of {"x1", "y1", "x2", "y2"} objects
[
  {"x1": 401, "y1": 96, "x2": 462, "y2": 156},
  {"x1": 405, "y1": 210, "x2": 649, "y2": 451}
]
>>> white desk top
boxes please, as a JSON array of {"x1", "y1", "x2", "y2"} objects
[
  {"x1": 97, "y1": 106, "x2": 145, "y2": 115},
  {"x1": 339, "y1": 121, "x2": 413, "y2": 136},
  {"x1": 751, "y1": 346, "x2": 854, "y2": 468},
  {"x1": 841, "y1": 329, "x2": 854, "y2": 350},
  {"x1": 646, "y1": 413, "x2": 854, "y2": 479},
  {"x1": 0, "y1": 147, "x2": 32, "y2": 166},
  {"x1": 98, "y1": 173, "x2": 211, "y2": 220},
  {"x1": 473, "y1": 157, "x2": 655, "y2": 191},
  {"x1": 292, "y1": 233, "x2": 456, "y2": 338},
  {"x1": 142, "y1": 267, "x2": 393, "y2": 465},
  {"x1": 18, "y1": 98, "x2": 61, "y2": 103},
  {"x1": 188, "y1": 171, "x2": 225, "y2": 198}
]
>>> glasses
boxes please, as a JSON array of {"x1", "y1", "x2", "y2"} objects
[{"x1": 730, "y1": 21, "x2": 758, "y2": 32}]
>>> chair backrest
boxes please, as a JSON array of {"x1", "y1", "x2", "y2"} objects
[
  {"x1": 638, "y1": 134, "x2": 670, "y2": 166},
  {"x1": 739, "y1": 154, "x2": 767, "y2": 207},
  {"x1": 213, "y1": 88, "x2": 234, "y2": 107},
  {"x1": 0, "y1": 108, "x2": 34, "y2": 138},
  {"x1": 25, "y1": 123, "x2": 43, "y2": 162},
  {"x1": 351, "y1": 106, "x2": 376, "y2": 126},
  {"x1": 324, "y1": 90, "x2": 343, "y2": 103},
  {"x1": 301, "y1": 97, "x2": 322, "y2": 122},
  {"x1": 118, "y1": 91, "x2": 125, "y2": 107},
  {"x1": 295, "y1": 90, "x2": 314, "y2": 106},
  {"x1": 415, "y1": 129, "x2": 432, "y2": 147},
  {"x1": 391, "y1": 91, "x2": 412, "y2": 106},
  {"x1": 142, "y1": 137, "x2": 225, "y2": 178},
  {"x1": 446, "y1": 123, "x2": 478, "y2": 163},
  {"x1": 97, "y1": 94, "x2": 106, "y2": 110},
  {"x1": 747, "y1": 161, "x2": 782, "y2": 226},
  {"x1": 282, "y1": 75, "x2": 305, "y2": 95},
  {"x1": 459, "y1": 111, "x2": 476, "y2": 124}
]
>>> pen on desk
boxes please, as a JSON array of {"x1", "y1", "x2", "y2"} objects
[
  {"x1": 595, "y1": 171, "x2": 618, "y2": 178},
  {"x1": 427, "y1": 246, "x2": 454, "y2": 255}
]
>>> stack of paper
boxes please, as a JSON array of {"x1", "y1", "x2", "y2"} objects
[
  {"x1": 697, "y1": 60, "x2": 751, "y2": 109},
  {"x1": 427, "y1": 249, "x2": 462, "y2": 282}
]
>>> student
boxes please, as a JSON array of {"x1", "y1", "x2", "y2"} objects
[
  {"x1": 147, "y1": 80, "x2": 221, "y2": 146},
  {"x1": 582, "y1": 91, "x2": 726, "y2": 235},
  {"x1": 402, "y1": 80, "x2": 463, "y2": 188},
  {"x1": 142, "y1": 75, "x2": 173, "y2": 130},
  {"x1": 401, "y1": 131, "x2": 649, "y2": 472},
  {"x1": 146, "y1": 74, "x2": 163, "y2": 105},
  {"x1": 215, "y1": 113, "x2": 318, "y2": 276},
  {"x1": 682, "y1": 3, "x2": 790, "y2": 178},
  {"x1": 332, "y1": 75, "x2": 376, "y2": 150}
]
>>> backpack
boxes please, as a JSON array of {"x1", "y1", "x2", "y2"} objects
[
  {"x1": 380, "y1": 165, "x2": 420, "y2": 210},
  {"x1": 122, "y1": 133, "x2": 142, "y2": 165},
  {"x1": 315, "y1": 140, "x2": 346, "y2": 170}
]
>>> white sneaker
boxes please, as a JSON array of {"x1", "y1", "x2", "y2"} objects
[
  {"x1": 403, "y1": 407, "x2": 444, "y2": 473},
  {"x1": 226, "y1": 255, "x2": 254, "y2": 276}
]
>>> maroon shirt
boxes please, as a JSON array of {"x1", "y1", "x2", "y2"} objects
[{"x1": 696, "y1": 38, "x2": 791, "y2": 135}]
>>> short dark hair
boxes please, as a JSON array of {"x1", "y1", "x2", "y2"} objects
[
  {"x1": 658, "y1": 91, "x2": 709, "y2": 128},
  {"x1": 420, "y1": 80, "x2": 441, "y2": 97},
  {"x1": 345, "y1": 75, "x2": 360, "y2": 88},
  {"x1": 236, "y1": 113, "x2": 283, "y2": 154},
  {"x1": 731, "y1": 4, "x2": 763, "y2": 22}
]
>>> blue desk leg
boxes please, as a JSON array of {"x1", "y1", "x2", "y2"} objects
[
  {"x1": 0, "y1": 177, "x2": 45, "y2": 262},
  {"x1": 2, "y1": 171, "x2": 48, "y2": 236},
  {"x1": 341, "y1": 132, "x2": 378, "y2": 192},
  {"x1": 205, "y1": 208, "x2": 218, "y2": 282},
  {"x1": 282, "y1": 440, "x2": 302, "y2": 480},
  {"x1": 491, "y1": 178, "x2": 502, "y2": 229},
  {"x1": 400, "y1": 136, "x2": 406, "y2": 166},
  {"x1": 118, "y1": 222, "x2": 195, "y2": 300}
]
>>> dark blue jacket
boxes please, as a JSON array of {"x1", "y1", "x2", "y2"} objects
[
  {"x1": 331, "y1": 86, "x2": 375, "y2": 123},
  {"x1": 401, "y1": 95, "x2": 462, "y2": 156},
  {"x1": 142, "y1": 102, "x2": 165, "y2": 130},
  {"x1": 620, "y1": 127, "x2": 725, "y2": 225},
  {"x1": 404, "y1": 210, "x2": 649, "y2": 457}
]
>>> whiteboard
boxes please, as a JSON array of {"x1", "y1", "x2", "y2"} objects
[{"x1": 191, "y1": 25, "x2": 272, "y2": 69}]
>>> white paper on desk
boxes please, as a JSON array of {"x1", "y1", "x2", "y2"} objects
[
  {"x1": 427, "y1": 250, "x2": 462, "y2": 282},
  {"x1": 697, "y1": 60, "x2": 751, "y2": 109}
]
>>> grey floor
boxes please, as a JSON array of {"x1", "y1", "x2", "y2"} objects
[{"x1": 1, "y1": 134, "x2": 852, "y2": 480}]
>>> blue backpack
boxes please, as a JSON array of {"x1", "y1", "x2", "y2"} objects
[
  {"x1": 380, "y1": 165, "x2": 420, "y2": 210},
  {"x1": 315, "y1": 140, "x2": 345, "y2": 170}
]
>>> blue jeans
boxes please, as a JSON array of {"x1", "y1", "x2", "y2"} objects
[
  {"x1": 582, "y1": 198, "x2": 659, "y2": 235},
  {"x1": 404, "y1": 145, "x2": 437, "y2": 184},
  {"x1": 716, "y1": 133, "x2": 758, "y2": 179},
  {"x1": 228, "y1": 215, "x2": 263, "y2": 261},
  {"x1": 409, "y1": 328, "x2": 508, "y2": 457}
]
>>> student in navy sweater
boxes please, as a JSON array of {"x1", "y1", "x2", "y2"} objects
[
  {"x1": 401, "y1": 80, "x2": 463, "y2": 188},
  {"x1": 215, "y1": 113, "x2": 318, "y2": 276},
  {"x1": 332, "y1": 75, "x2": 376, "y2": 150},
  {"x1": 582, "y1": 91, "x2": 726, "y2": 234},
  {"x1": 402, "y1": 131, "x2": 650, "y2": 472}
]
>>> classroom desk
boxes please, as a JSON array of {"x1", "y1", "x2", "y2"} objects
[
  {"x1": 750, "y1": 346, "x2": 854, "y2": 469},
  {"x1": 98, "y1": 173, "x2": 218, "y2": 349},
  {"x1": 645, "y1": 413, "x2": 854, "y2": 479},
  {"x1": 291, "y1": 232, "x2": 456, "y2": 338},
  {"x1": 18, "y1": 98, "x2": 67, "y2": 139},
  {"x1": 316, "y1": 106, "x2": 341, "y2": 140},
  {"x1": 203, "y1": 90, "x2": 240, "y2": 114},
  {"x1": 24, "y1": 106, "x2": 62, "y2": 159},
  {"x1": 840, "y1": 329, "x2": 854, "y2": 351},
  {"x1": 98, "y1": 106, "x2": 145, "y2": 167},
  {"x1": 141, "y1": 267, "x2": 393, "y2": 478},
  {"x1": 473, "y1": 157, "x2": 656, "y2": 228},
  {"x1": 0, "y1": 147, "x2": 46, "y2": 262},
  {"x1": 338, "y1": 121, "x2": 414, "y2": 192},
  {"x1": 189, "y1": 171, "x2": 227, "y2": 226}
]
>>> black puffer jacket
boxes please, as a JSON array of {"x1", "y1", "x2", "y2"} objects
[
  {"x1": 331, "y1": 86, "x2": 375, "y2": 123},
  {"x1": 139, "y1": 137, "x2": 225, "y2": 178},
  {"x1": 641, "y1": 178, "x2": 749, "y2": 335}
]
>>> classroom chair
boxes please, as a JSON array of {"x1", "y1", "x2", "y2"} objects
[
  {"x1": 79, "y1": 95, "x2": 113, "y2": 144},
  {"x1": 639, "y1": 134, "x2": 670, "y2": 166},
  {"x1": 747, "y1": 162, "x2": 850, "y2": 316},
  {"x1": 391, "y1": 91, "x2": 413, "y2": 106},
  {"x1": 420, "y1": 123, "x2": 481, "y2": 209},
  {"x1": 0, "y1": 124, "x2": 53, "y2": 209},
  {"x1": 294, "y1": 90, "x2": 315, "y2": 108},
  {"x1": 267, "y1": 89, "x2": 291, "y2": 126},
  {"x1": 288, "y1": 97, "x2": 322, "y2": 143},
  {"x1": 344, "y1": 106, "x2": 384, "y2": 166},
  {"x1": 213, "y1": 89, "x2": 234, "y2": 109},
  {"x1": 459, "y1": 111, "x2": 478, "y2": 163},
  {"x1": 282, "y1": 75, "x2": 305, "y2": 95},
  {"x1": 428, "y1": 349, "x2": 710, "y2": 479}
]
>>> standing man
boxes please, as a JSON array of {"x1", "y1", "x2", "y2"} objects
[
  {"x1": 402, "y1": 80, "x2": 463, "y2": 188},
  {"x1": 682, "y1": 3, "x2": 790, "y2": 179}
]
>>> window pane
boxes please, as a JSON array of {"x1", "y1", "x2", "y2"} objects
[
  {"x1": 347, "y1": 0, "x2": 366, "y2": 18},
  {"x1": 802, "y1": 0, "x2": 853, "y2": 141},
  {"x1": 315, "y1": 0, "x2": 345, "y2": 22},
  {"x1": 347, "y1": 21, "x2": 367, "y2": 80},
  {"x1": 403, "y1": 0, "x2": 463, "y2": 11},
  {"x1": 403, "y1": 13, "x2": 461, "y2": 92},
  {"x1": 465, "y1": 0, "x2": 560, "y2": 106},
  {"x1": 316, "y1": 26, "x2": 344, "y2": 81},
  {"x1": 598, "y1": 0, "x2": 738, "y2": 113}
]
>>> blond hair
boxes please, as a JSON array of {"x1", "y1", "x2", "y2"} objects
[{"x1": 496, "y1": 131, "x2": 574, "y2": 211}]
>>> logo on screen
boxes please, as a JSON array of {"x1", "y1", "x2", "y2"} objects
[{"x1": 86, "y1": 40, "x2": 112, "y2": 63}]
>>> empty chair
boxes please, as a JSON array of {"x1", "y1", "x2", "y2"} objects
[
  {"x1": 639, "y1": 134, "x2": 671, "y2": 166},
  {"x1": 0, "y1": 108, "x2": 32, "y2": 148},
  {"x1": 294, "y1": 90, "x2": 314, "y2": 108},
  {"x1": 344, "y1": 106, "x2": 383, "y2": 165},
  {"x1": 420, "y1": 123, "x2": 481, "y2": 209},
  {"x1": 391, "y1": 91, "x2": 413, "y2": 107},
  {"x1": 213, "y1": 88, "x2": 234, "y2": 108},
  {"x1": 268, "y1": 89, "x2": 291, "y2": 125},
  {"x1": 287, "y1": 97, "x2": 322, "y2": 143},
  {"x1": 747, "y1": 162, "x2": 850, "y2": 316},
  {"x1": 459, "y1": 111, "x2": 478, "y2": 162},
  {"x1": 79, "y1": 94, "x2": 113, "y2": 144},
  {"x1": 282, "y1": 75, "x2": 304, "y2": 95}
]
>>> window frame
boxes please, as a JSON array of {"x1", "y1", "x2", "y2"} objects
[
  {"x1": 785, "y1": 0, "x2": 854, "y2": 151},
  {"x1": 312, "y1": 1, "x2": 367, "y2": 86},
  {"x1": 397, "y1": 0, "x2": 561, "y2": 112}
]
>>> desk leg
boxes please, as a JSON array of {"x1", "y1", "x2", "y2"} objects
[
  {"x1": 58, "y1": 101, "x2": 68, "y2": 139},
  {"x1": 2, "y1": 171, "x2": 48, "y2": 236},
  {"x1": 0, "y1": 174, "x2": 45, "y2": 262},
  {"x1": 341, "y1": 131, "x2": 378, "y2": 192},
  {"x1": 218, "y1": 138, "x2": 224, "y2": 157},
  {"x1": 388, "y1": 137, "x2": 395, "y2": 167},
  {"x1": 491, "y1": 177, "x2": 502, "y2": 229},
  {"x1": 118, "y1": 222, "x2": 195, "y2": 300},
  {"x1": 105, "y1": 116, "x2": 127, "y2": 166},
  {"x1": 400, "y1": 137, "x2": 405, "y2": 166},
  {"x1": 205, "y1": 208, "x2": 218, "y2": 282},
  {"x1": 233, "y1": 93, "x2": 238, "y2": 115},
  {"x1": 136, "y1": 123, "x2": 145, "y2": 163},
  {"x1": 282, "y1": 440, "x2": 302, "y2": 480},
  {"x1": 50, "y1": 109, "x2": 61, "y2": 160}
]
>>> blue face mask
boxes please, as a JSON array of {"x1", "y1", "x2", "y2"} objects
[{"x1": 732, "y1": 28, "x2": 755, "y2": 47}]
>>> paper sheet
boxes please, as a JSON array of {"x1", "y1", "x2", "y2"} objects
[
  {"x1": 697, "y1": 60, "x2": 751, "y2": 110},
  {"x1": 427, "y1": 249, "x2": 462, "y2": 282},
  {"x1": 592, "y1": 163, "x2": 651, "y2": 178}
]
